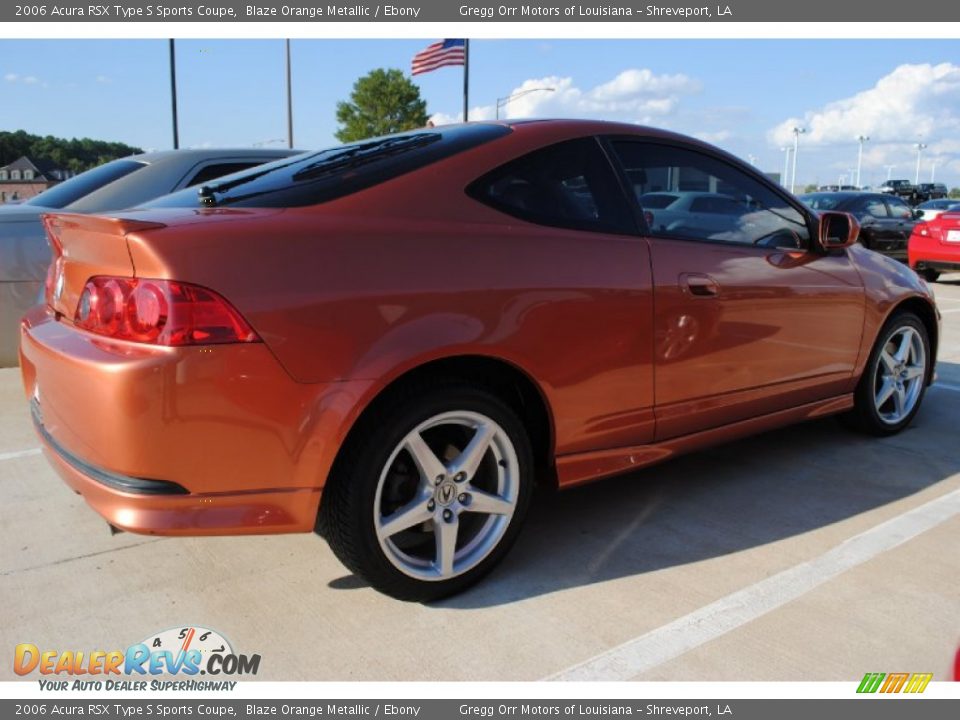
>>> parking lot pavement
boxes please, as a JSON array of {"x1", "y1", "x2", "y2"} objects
[{"x1": 3, "y1": 280, "x2": 960, "y2": 683}]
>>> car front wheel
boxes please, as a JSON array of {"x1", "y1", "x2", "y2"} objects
[
  {"x1": 319, "y1": 382, "x2": 534, "y2": 601},
  {"x1": 845, "y1": 312, "x2": 930, "y2": 435}
]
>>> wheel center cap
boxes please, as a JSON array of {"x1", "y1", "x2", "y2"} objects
[{"x1": 435, "y1": 481, "x2": 458, "y2": 507}]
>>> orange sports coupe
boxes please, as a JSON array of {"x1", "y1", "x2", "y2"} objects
[{"x1": 20, "y1": 120, "x2": 939, "y2": 600}]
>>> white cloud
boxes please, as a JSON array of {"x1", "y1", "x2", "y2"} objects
[
  {"x1": 769, "y1": 63, "x2": 960, "y2": 147},
  {"x1": 429, "y1": 68, "x2": 700, "y2": 126},
  {"x1": 5, "y1": 73, "x2": 43, "y2": 85},
  {"x1": 693, "y1": 130, "x2": 732, "y2": 144}
]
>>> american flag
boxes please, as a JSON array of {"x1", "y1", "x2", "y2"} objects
[{"x1": 411, "y1": 39, "x2": 466, "y2": 76}]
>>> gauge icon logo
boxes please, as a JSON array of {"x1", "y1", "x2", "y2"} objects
[{"x1": 141, "y1": 626, "x2": 233, "y2": 666}]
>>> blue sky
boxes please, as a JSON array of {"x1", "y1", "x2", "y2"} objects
[{"x1": 1, "y1": 39, "x2": 958, "y2": 188}]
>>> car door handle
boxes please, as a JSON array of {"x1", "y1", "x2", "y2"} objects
[{"x1": 680, "y1": 273, "x2": 720, "y2": 297}]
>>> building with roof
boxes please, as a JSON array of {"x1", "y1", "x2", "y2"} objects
[{"x1": 0, "y1": 156, "x2": 74, "y2": 203}]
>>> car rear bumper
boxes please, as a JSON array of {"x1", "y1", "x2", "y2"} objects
[
  {"x1": 909, "y1": 236, "x2": 960, "y2": 274},
  {"x1": 19, "y1": 306, "x2": 367, "y2": 536}
]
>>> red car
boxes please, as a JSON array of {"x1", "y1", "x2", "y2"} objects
[
  {"x1": 909, "y1": 209, "x2": 960, "y2": 281},
  {"x1": 20, "y1": 120, "x2": 939, "y2": 600}
]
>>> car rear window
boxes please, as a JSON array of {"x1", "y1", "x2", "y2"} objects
[
  {"x1": 143, "y1": 124, "x2": 511, "y2": 209},
  {"x1": 25, "y1": 159, "x2": 145, "y2": 209}
]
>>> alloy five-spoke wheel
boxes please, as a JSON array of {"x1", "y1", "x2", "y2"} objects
[
  {"x1": 374, "y1": 411, "x2": 519, "y2": 581},
  {"x1": 319, "y1": 382, "x2": 533, "y2": 601},
  {"x1": 845, "y1": 311, "x2": 930, "y2": 436},
  {"x1": 873, "y1": 325, "x2": 926, "y2": 425}
]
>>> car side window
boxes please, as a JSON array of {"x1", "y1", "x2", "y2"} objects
[
  {"x1": 466, "y1": 137, "x2": 635, "y2": 235},
  {"x1": 610, "y1": 140, "x2": 810, "y2": 249},
  {"x1": 186, "y1": 162, "x2": 262, "y2": 188},
  {"x1": 862, "y1": 198, "x2": 889, "y2": 218},
  {"x1": 885, "y1": 198, "x2": 913, "y2": 219}
]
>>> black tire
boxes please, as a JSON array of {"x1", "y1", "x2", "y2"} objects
[
  {"x1": 921, "y1": 268, "x2": 941, "y2": 283},
  {"x1": 842, "y1": 311, "x2": 930, "y2": 436},
  {"x1": 318, "y1": 380, "x2": 534, "y2": 601}
]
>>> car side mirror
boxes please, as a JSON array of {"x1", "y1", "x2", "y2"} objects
[
  {"x1": 817, "y1": 211, "x2": 859, "y2": 250},
  {"x1": 913, "y1": 209, "x2": 924, "y2": 220}
]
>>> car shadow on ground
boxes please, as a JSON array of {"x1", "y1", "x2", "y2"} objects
[{"x1": 427, "y1": 365, "x2": 960, "y2": 609}]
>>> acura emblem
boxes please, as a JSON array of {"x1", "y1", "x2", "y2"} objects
[{"x1": 437, "y1": 482, "x2": 456, "y2": 506}]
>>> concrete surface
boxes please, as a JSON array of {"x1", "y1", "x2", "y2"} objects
[{"x1": 2, "y1": 279, "x2": 960, "y2": 682}]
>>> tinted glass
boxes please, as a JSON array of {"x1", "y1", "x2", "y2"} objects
[
  {"x1": 613, "y1": 141, "x2": 809, "y2": 248},
  {"x1": 863, "y1": 198, "x2": 889, "y2": 218},
  {"x1": 801, "y1": 194, "x2": 844, "y2": 211},
  {"x1": 467, "y1": 137, "x2": 635, "y2": 235},
  {"x1": 886, "y1": 198, "x2": 913, "y2": 219},
  {"x1": 145, "y1": 125, "x2": 511, "y2": 209},
  {"x1": 638, "y1": 192, "x2": 680, "y2": 209},
  {"x1": 24, "y1": 159, "x2": 145, "y2": 209},
  {"x1": 185, "y1": 162, "x2": 261, "y2": 187}
]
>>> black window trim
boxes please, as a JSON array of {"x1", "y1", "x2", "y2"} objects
[{"x1": 598, "y1": 134, "x2": 821, "y2": 252}]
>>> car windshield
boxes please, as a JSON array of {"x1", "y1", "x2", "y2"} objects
[
  {"x1": 24, "y1": 159, "x2": 146, "y2": 209},
  {"x1": 144, "y1": 124, "x2": 511, "y2": 209}
]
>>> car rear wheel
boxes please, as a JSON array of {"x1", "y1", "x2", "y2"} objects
[
  {"x1": 920, "y1": 268, "x2": 941, "y2": 283},
  {"x1": 844, "y1": 312, "x2": 930, "y2": 436},
  {"x1": 318, "y1": 382, "x2": 533, "y2": 601}
]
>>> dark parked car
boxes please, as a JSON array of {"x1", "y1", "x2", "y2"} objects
[
  {"x1": 878, "y1": 179, "x2": 919, "y2": 204},
  {"x1": 917, "y1": 183, "x2": 948, "y2": 202},
  {"x1": 800, "y1": 192, "x2": 918, "y2": 260}
]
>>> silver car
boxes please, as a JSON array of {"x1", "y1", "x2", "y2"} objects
[{"x1": 0, "y1": 148, "x2": 299, "y2": 366}]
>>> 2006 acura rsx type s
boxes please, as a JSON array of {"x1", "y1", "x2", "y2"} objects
[{"x1": 20, "y1": 120, "x2": 940, "y2": 600}]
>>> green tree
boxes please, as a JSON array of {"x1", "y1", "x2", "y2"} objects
[
  {"x1": 949, "y1": 187, "x2": 960, "y2": 199},
  {"x1": 0, "y1": 130, "x2": 141, "y2": 170},
  {"x1": 803, "y1": 184, "x2": 818, "y2": 194},
  {"x1": 335, "y1": 68, "x2": 429, "y2": 143}
]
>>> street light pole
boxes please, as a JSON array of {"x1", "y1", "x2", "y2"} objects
[
  {"x1": 884, "y1": 164, "x2": 895, "y2": 181},
  {"x1": 781, "y1": 146, "x2": 791, "y2": 189},
  {"x1": 169, "y1": 39, "x2": 179, "y2": 149},
  {"x1": 914, "y1": 143, "x2": 928, "y2": 185},
  {"x1": 495, "y1": 87, "x2": 555, "y2": 120},
  {"x1": 790, "y1": 127, "x2": 805, "y2": 193},
  {"x1": 285, "y1": 40, "x2": 294, "y2": 149},
  {"x1": 856, "y1": 135, "x2": 869, "y2": 188}
]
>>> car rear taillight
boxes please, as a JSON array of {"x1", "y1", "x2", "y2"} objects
[
  {"x1": 74, "y1": 277, "x2": 260, "y2": 346},
  {"x1": 915, "y1": 222, "x2": 943, "y2": 241}
]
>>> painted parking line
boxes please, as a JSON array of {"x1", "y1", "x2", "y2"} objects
[
  {"x1": 935, "y1": 383, "x2": 960, "y2": 393},
  {"x1": 547, "y1": 487, "x2": 960, "y2": 681},
  {"x1": 0, "y1": 448, "x2": 41, "y2": 462}
]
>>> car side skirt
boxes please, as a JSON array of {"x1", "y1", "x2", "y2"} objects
[{"x1": 555, "y1": 393, "x2": 854, "y2": 488}]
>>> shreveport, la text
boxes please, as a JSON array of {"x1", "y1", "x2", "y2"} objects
[{"x1": 458, "y1": 5, "x2": 733, "y2": 18}]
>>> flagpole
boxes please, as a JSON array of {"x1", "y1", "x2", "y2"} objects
[{"x1": 463, "y1": 39, "x2": 470, "y2": 122}]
